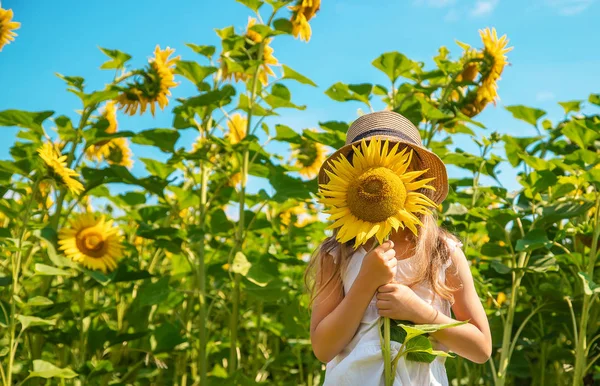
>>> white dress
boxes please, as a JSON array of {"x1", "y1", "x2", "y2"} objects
[{"x1": 323, "y1": 238, "x2": 463, "y2": 386}]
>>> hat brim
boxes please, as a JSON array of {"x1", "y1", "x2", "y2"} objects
[{"x1": 317, "y1": 135, "x2": 448, "y2": 205}]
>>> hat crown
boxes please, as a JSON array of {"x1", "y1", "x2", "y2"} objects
[{"x1": 345, "y1": 111, "x2": 423, "y2": 146}]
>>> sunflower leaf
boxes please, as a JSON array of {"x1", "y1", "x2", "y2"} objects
[{"x1": 26, "y1": 360, "x2": 78, "y2": 379}]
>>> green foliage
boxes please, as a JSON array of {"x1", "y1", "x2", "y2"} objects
[{"x1": 0, "y1": 3, "x2": 599, "y2": 386}]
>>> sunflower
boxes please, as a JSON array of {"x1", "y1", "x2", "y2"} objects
[
  {"x1": 116, "y1": 46, "x2": 180, "y2": 116},
  {"x1": 475, "y1": 27, "x2": 512, "y2": 107},
  {"x1": 37, "y1": 142, "x2": 84, "y2": 195},
  {"x1": 291, "y1": 139, "x2": 328, "y2": 180},
  {"x1": 86, "y1": 101, "x2": 118, "y2": 162},
  {"x1": 58, "y1": 213, "x2": 124, "y2": 273},
  {"x1": 220, "y1": 17, "x2": 279, "y2": 86},
  {"x1": 318, "y1": 138, "x2": 437, "y2": 249},
  {"x1": 280, "y1": 201, "x2": 318, "y2": 229},
  {"x1": 0, "y1": 7, "x2": 20, "y2": 51},
  {"x1": 226, "y1": 113, "x2": 247, "y2": 144},
  {"x1": 106, "y1": 137, "x2": 134, "y2": 169},
  {"x1": 289, "y1": 0, "x2": 321, "y2": 42}
]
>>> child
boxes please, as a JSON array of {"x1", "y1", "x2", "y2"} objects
[{"x1": 305, "y1": 111, "x2": 492, "y2": 385}]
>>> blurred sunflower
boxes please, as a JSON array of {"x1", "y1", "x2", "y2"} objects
[
  {"x1": 37, "y1": 142, "x2": 84, "y2": 195},
  {"x1": 318, "y1": 138, "x2": 437, "y2": 248},
  {"x1": 226, "y1": 113, "x2": 248, "y2": 144},
  {"x1": 280, "y1": 201, "x2": 318, "y2": 230},
  {"x1": 476, "y1": 27, "x2": 512, "y2": 107},
  {"x1": 58, "y1": 213, "x2": 124, "y2": 273},
  {"x1": 290, "y1": 131, "x2": 328, "y2": 179},
  {"x1": 106, "y1": 137, "x2": 134, "y2": 169},
  {"x1": 86, "y1": 101, "x2": 118, "y2": 162},
  {"x1": 230, "y1": 171, "x2": 246, "y2": 188},
  {"x1": 454, "y1": 28, "x2": 512, "y2": 117},
  {"x1": 116, "y1": 45, "x2": 180, "y2": 116},
  {"x1": 289, "y1": 0, "x2": 321, "y2": 42},
  {"x1": 0, "y1": 7, "x2": 20, "y2": 51},
  {"x1": 221, "y1": 17, "x2": 279, "y2": 86}
]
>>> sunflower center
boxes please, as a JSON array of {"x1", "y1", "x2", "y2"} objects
[
  {"x1": 76, "y1": 227, "x2": 108, "y2": 258},
  {"x1": 347, "y1": 167, "x2": 407, "y2": 223}
]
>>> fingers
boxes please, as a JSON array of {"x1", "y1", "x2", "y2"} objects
[
  {"x1": 377, "y1": 283, "x2": 398, "y2": 293},
  {"x1": 376, "y1": 292, "x2": 392, "y2": 300},
  {"x1": 376, "y1": 299, "x2": 392, "y2": 310},
  {"x1": 377, "y1": 240, "x2": 395, "y2": 253}
]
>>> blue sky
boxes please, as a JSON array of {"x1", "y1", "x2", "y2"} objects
[{"x1": 0, "y1": 0, "x2": 598, "y2": 199}]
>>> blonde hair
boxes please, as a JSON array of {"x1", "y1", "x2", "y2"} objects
[{"x1": 304, "y1": 212, "x2": 462, "y2": 308}]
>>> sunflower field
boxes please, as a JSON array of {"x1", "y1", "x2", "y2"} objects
[{"x1": 1, "y1": 1, "x2": 600, "y2": 385}]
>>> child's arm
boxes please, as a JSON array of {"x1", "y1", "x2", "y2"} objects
[
  {"x1": 310, "y1": 240, "x2": 397, "y2": 363},
  {"x1": 375, "y1": 244, "x2": 492, "y2": 364}
]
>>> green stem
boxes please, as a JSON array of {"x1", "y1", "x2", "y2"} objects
[
  {"x1": 6, "y1": 178, "x2": 41, "y2": 386},
  {"x1": 383, "y1": 317, "x2": 392, "y2": 386},
  {"x1": 572, "y1": 193, "x2": 600, "y2": 385}
]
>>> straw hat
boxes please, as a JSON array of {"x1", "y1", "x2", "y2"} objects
[{"x1": 317, "y1": 111, "x2": 448, "y2": 205}]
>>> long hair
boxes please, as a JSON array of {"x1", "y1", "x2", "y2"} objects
[
  {"x1": 304, "y1": 144, "x2": 462, "y2": 308},
  {"x1": 304, "y1": 212, "x2": 462, "y2": 308}
]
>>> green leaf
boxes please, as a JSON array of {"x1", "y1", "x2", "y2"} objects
[
  {"x1": 274, "y1": 124, "x2": 302, "y2": 144},
  {"x1": 505, "y1": 105, "x2": 546, "y2": 127},
  {"x1": 232, "y1": 252, "x2": 251, "y2": 276},
  {"x1": 538, "y1": 200, "x2": 594, "y2": 226},
  {"x1": 562, "y1": 120, "x2": 599, "y2": 149},
  {"x1": 0, "y1": 276, "x2": 11, "y2": 286},
  {"x1": 371, "y1": 52, "x2": 417, "y2": 83},
  {"x1": 578, "y1": 272, "x2": 600, "y2": 296},
  {"x1": 17, "y1": 315, "x2": 56, "y2": 331},
  {"x1": 82, "y1": 89, "x2": 120, "y2": 108},
  {"x1": 399, "y1": 320, "x2": 468, "y2": 342},
  {"x1": 325, "y1": 82, "x2": 372, "y2": 105},
  {"x1": 27, "y1": 360, "x2": 78, "y2": 379},
  {"x1": 273, "y1": 18, "x2": 293, "y2": 33},
  {"x1": 34, "y1": 264, "x2": 74, "y2": 277},
  {"x1": 140, "y1": 158, "x2": 176, "y2": 180},
  {"x1": 174, "y1": 61, "x2": 217, "y2": 85},
  {"x1": 416, "y1": 96, "x2": 451, "y2": 120},
  {"x1": 0, "y1": 110, "x2": 54, "y2": 134},
  {"x1": 589, "y1": 93, "x2": 600, "y2": 107},
  {"x1": 152, "y1": 322, "x2": 186, "y2": 353},
  {"x1": 137, "y1": 277, "x2": 171, "y2": 307},
  {"x1": 558, "y1": 100, "x2": 582, "y2": 114},
  {"x1": 99, "y1": 47, "x2": 132, "y2": 70},
  {"x1": 186, "y1": 85, "x2": 236, "y2": 107},
  {"x1": 27, "y1": 296, "x2": 54, "y2": 307},
  {"x1": 236, "y1": 0, "x2": 264, "y2": 12},
  {"x1": 515, "y1": 229, "x2": 552, "y2": 252},
  {"x1": 282, "y1": 65, "x2": 317, "y2": 87},
  {"x1": 132, "y1": 129, "x2": 180, "y2": 153},
  {"x1": 185, "y1": 43, "x2": 216, "y2": 58}
]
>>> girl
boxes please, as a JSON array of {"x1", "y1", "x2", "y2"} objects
[{"x1": 305, "y1": 111, "x2": 492, "y2": 385}]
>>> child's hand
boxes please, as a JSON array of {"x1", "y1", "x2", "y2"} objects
[
  {"x1": 357, "y1": 240, "x2": 397, "y2": 291},
  {"x1": 375, "y1": 283, "x2": 435, "y2": 323}
]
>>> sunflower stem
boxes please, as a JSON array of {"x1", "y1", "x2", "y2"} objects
[
  {"x1": 383, "y1": 317, "x2": 392, "y2": 386},
  {"x1": 6, "y1": 178, "x2": 41, "y2": 386}
]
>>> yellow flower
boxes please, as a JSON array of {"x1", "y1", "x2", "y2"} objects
[
  {"x1": 58, "y1": 213, "x2": 124, "y2": 273},
  {"x1": 318, "y1": 138, "x2": 438, "y2": 248},
  {"x1": 226, "y1": 113, "x2": 247, "y2": 144},
  {"x1": 86, "y1": 101, "x2": 118, "y2": 162},
  {"x1": 117, "y1": 46, "x2": 180, "y2": 116},
  {"x1": 37, "y1": 142, "x2": 84, "y2": 195},
  {"x1": 289, "y1": 0, "x2": 320, "y2": 42},
  {"x1": 230, "y1": 172, "x2": 247, "y2": 189},
  {"x1": 221, "y1": 17, "x2": 279, "y2": 86},
  {"x1": 497, "y1": 292, "x2": 507, "y2": 307},
  {"x1": 476, "y1": 27, "x2": 512, "y2": 107},
  {"x1": 280, "y1": 201, "x2": 318, "y2": 229},
  {"x1": 0, "y1": 7, "x2": 20, "y2": 51},
  {"x1": 106, "y1": 137, "x2": 134, "y2": 169},
  {"x1": 290, "y1": 132, "x2": 328, "y2": 179}
]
